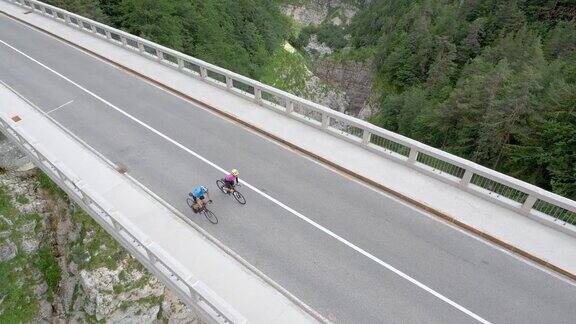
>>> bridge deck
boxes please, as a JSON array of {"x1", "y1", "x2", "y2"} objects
[
  {"x1": 0, "y1": 83, "x2": 320, "y2": 323},
  {"x1": 1, "y1": 3, "x2": 575, "y2": 323}
]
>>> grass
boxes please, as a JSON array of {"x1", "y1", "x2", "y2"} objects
[
  {"x1": 113, "y1": 269, "x2": 152, "y2": 295},
  {"x1": 70, "y1": 209, "x2": 126, "y2": 271},
  {"x1": 34, "y1": 245, "x2": 61, "y2": 302},
  {"x1": 36, "y1": 171, "x2": 68, "y2": 201},
  {"x1": 84, "y1": 312, "x2": 105, "y2": 324},
  {"x1": 16, "y1": 194, "x2": 29, "y2": 205},
  {"x1": 0, "y1": 185, "x2": 40, "y2": 322},
  {"x1": 0, "y1": 256, "x2": 39, "y2": 323},
  {"x1": 0, "y1": 185, "x2": 17, "y2": 231}
]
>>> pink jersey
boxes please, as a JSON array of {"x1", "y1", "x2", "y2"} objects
[{"x1": 224, "y1": 174, "x2": 237, "y2": 182}]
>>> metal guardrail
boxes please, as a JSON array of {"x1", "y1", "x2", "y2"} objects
[
  {"x1": 0, "y1": 85, "x2": 249, "y2": 323},
  {"x1": 3, "y1": 0, "x2": 575, "y2": 230}
]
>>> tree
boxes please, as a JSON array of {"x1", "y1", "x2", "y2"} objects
[
  {"x1": 118, "y1": 0, "x2": 183, "y2": 51},
  {"x1": 44, "y1": 0, "x2": 109, "y2": 23}
]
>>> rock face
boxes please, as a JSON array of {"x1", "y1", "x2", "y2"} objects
[
  {"x1": 283, "y1": 0, "x2": 359, "y2": 26},
  {"x1": 0, "y1": 239, "x2": 17, "y2": 262},
  {"x1": 313, "y1": 58, "x2": 375, "y2": 115},
  {"x1": 281, "y1": 0, "x2": 376, "y2": 118},
  {"x1": 78, "y1": 267, "x2": 163, "y2": 321},
  {"x1": 304, "y1": 75, "x2": 349, "y2": 113},
  {"x1": 0, "y1": 133, "x2": 30, "y2": 170},
  {"x1": 283, "y1": 1, "x2": 329, "y2": 26},
  {"x1": 0, "y1": 150, "x2": 200, "y2": 323}
]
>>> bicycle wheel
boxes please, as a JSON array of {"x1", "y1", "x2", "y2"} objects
[
  {"x1": 186, "y1": 197, "x2": 195, "y2": 209},
  {"x1": 216, "y1": 179, "x2": 226, "y2": 193},
  {"x1": 203, "y1": 208, "x2": 218, "y2": 224},
  {"x1": 232, "y1": 191, "x2": 246, "y2": 205}
]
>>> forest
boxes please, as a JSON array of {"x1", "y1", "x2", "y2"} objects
[
  {"x1": 42, "y1": 0, "x2": 575, "y2": 199},
  {"x1": 44, "y1": 0, "x2": 291, "y2": 78},
  {"x1": 347, "y1": 0, "x2": 576, "y2": 199}
]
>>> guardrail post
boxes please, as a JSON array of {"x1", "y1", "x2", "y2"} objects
[
  {"x1": 285, "y1": 100, "x2": 294, "y2": 114},
  {"x1": 145, "y1": 248, "x2": 157, "y2": 264},
  {"x1": 200, "y1": 67, "x2": 207, "y2": 80},
  {"x1": 81, "y1": 192, "x2": 92, "y2": 206},
  {"x1": 105, "y1": 30, "x2": 112, "y2": 40},
  {"x1": 177, "y1": 58, "x2": 184, "y2": 71},
  {"x1": 225, "y1": 76, "x2": 233, "y2": 90},
  {"x1": 109, "y1": 216, "x2": 120, "y2": 230},
  {"x1": 408, "y1": 147, "x2": 419, "y2": 164},
  {"x1": 362, "y1": 130, "x2": 371, "y2": 145},
  {"x1": 157, "y1": 51, "x2": 164, "y2": 62},
  {"x1": 64, "y1": 14, "x2": 71, "y2": 25},
  {"x1": 460, "y1": 169, "x2": 473, "y2": 187},
  {"x1": 254, "y1": 88, "x2": 262, "y2": 103},
  {"x1": 321, "y1": 113, "x2": 329, "y2": 128},
  {"x1": 137, "y1": 42, "x2": 145, "y2": 54},
  {"x1": 521, "y1": 194, "x2": 538, "y2": 215},
  {"x1": 120, "y1": 36, "x2": 127, "y2": 47}
]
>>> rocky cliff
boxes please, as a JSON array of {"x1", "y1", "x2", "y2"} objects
[
  {"x1": 0, "y1": 138, "x2": 198, "y2": 323},
  {"x1": 281, "y1": 0, "x2": 377, "y2": 117}
]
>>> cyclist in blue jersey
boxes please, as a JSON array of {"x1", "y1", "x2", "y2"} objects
[{"x1": 189, "y1": 185, "x2": 212, "y2": 213}]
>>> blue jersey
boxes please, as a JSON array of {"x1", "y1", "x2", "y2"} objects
[{"x1": 192, "y1": 186, "x2": 208, "y2": 198}]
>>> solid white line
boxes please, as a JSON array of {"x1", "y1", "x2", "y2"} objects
[
  {"x1": 0, "y1": 39, "x2": 491, "y2": 323},
  {"x1": 44, "y1": 99, "x2": 73, "y2": 115}
]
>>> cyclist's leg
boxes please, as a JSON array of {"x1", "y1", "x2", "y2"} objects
[
  {"x1": 225, "y1": 180, "x2": 234, "y2": 192},
  {"x1": 197, "y1": 195, "x2": 205, "y2": 209},
  {"x1": 192, "y1": 196, "x2": 199, "y2": 212}
]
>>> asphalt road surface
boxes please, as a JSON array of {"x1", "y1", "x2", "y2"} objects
[{"x1": 1, "y1": 14, "x2": 575, "y2": 323}]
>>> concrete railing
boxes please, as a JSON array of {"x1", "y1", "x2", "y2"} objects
[{"x1": 4, "y1": 0, "x2": 575, "y2": 231}]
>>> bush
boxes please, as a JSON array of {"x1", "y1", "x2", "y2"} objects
[{"x1": 35, "y1": 246, "x2": 61, "y2": 301}]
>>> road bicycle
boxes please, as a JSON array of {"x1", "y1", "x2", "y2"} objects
[
  {"x1": 186, "y1": 195, "x2": 218, "y2": 224},
  {"x1": 216, "y1": 179, "x2": 246, "y2": 205}
]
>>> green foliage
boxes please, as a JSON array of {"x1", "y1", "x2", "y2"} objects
[
  {"x1": 46, "y1": 0, "x2": 291, "y2": 79},
  {"x1": 44, "y1": 0, "x2": 110, "y2": 23},
  {"x1": 118, "y1": 0, "x2": 183, "y2": 50},
  {"x1": 16, "y1": 194, "x2": 29, "y2": 205},
  {"x1": 316, "y1": 23, "x2": 348, "y2": 49},
  {"x1": 0, "y1": 257, "x2": 39, "y2": 323},
  {"x1": 0, "y1": 185, "x2": 16, "y2": 231},
  {"x1": 0, "y1": 188, "x2": 39, "y2": 323},
  {"x1": 350, "y1": 0, "x2": 576, "y2": 198},
  {"x1": 70, "y1": 209, "x2": 126, "y2": 271},
  {"x1": 293, "y1": 25, "x2": 315, "y2": 49},
  {"x1": 36, "y1": 171, "x2": 67, "y2": 200},
  {"x1": 35, "y1": 246, "x2": 62, "y2": 301},
  {"x1": 260, "y1": 47, "x2": 311, "y2": 97}
]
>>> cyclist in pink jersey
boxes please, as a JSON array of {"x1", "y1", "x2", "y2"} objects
[{"x1": 223, "y1": 169, "x2": 239, "y2": 193}]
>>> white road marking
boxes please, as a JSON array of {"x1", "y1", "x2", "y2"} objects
[
  {"x1": 0, "y1": 39, "x2": 492, "y2": 323},
  {"x1": 44, "y1": 99, "x2": 73, "y2": 115}
]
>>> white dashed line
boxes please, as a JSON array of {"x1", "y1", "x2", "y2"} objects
[{"x1": 44, "y1": 99, "x2": 73, "y2": 115}]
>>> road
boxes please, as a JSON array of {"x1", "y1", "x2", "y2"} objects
[{"x1": 1, "y1": 14, "x2": 575, "y2": 323}]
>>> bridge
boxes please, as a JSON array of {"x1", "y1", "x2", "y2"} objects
[{"x1": 1, "y1": 1, "x2": 575, "y2": 323}]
